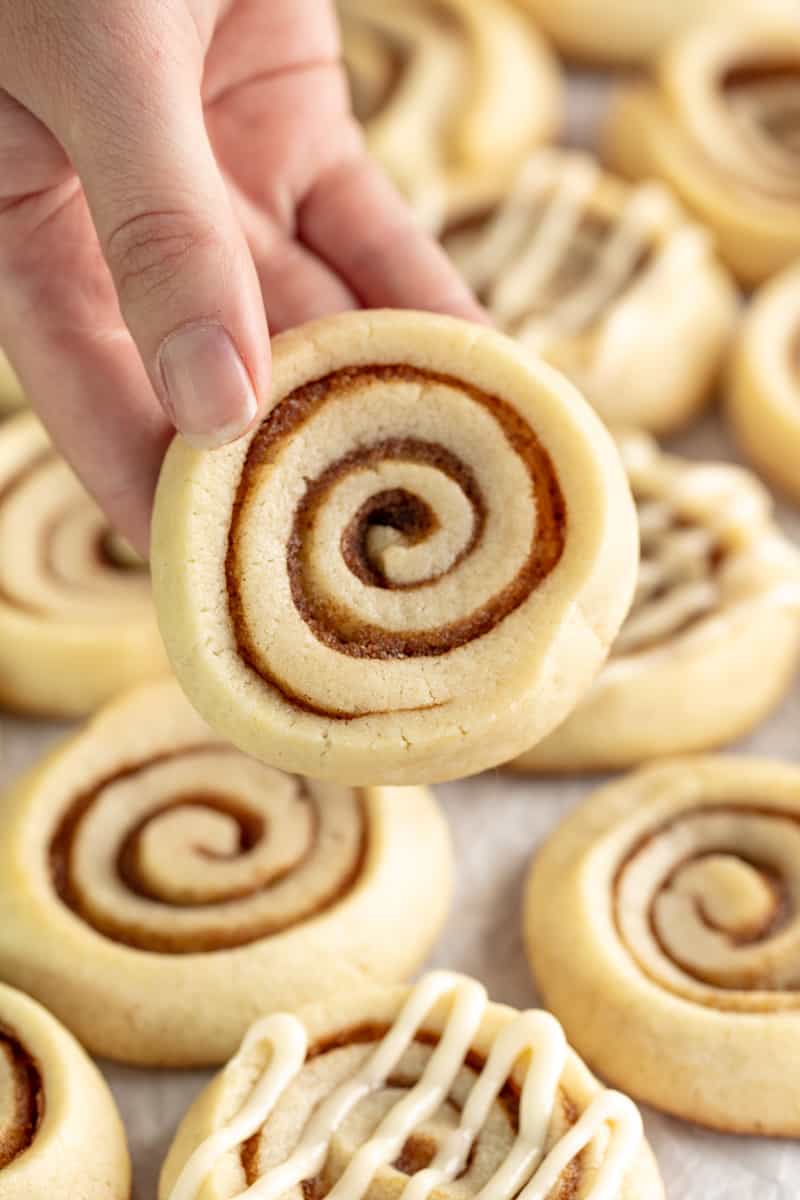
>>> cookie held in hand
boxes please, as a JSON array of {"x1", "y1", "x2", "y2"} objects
[
  {"x1": 159, "y1": 971, "x2": 663, "y2": 1200},
  {"x1": 151, "y1": 310, "x2": 638, "y2": 785},
  {"x1": 0, "y1": 677, "x2": 452, "y2": 1066}
]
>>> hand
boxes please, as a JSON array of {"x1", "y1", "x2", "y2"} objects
[{"x1": 0, "y1": 0, "x2": 483, "y2": 552}]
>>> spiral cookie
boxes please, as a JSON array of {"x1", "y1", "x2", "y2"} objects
[
  {"x1": 513, "y1": 0, "x2": 796, "y2": 66},
  {"x1": 160, "y1": 971, "x2": 663, "y2": 1200},
  {"x1": 0, "y1": 351, "x2": 24, "y2": 415},
  {"x1": 728, "y1": 261, "x2": 800, "y2": 504},
  {"x1": 603, "y1": 18, "x2": 800, "y2": 285},
  {"x1": 440, "y1": 150, "x2": 737, "y2": 434},
  {"x1": 512, "y1": 433, "x2": 800, "y2": 772},
  {"x1": 0, "y1": 676, "x2": 451, "y2": 1066},
  {"x1": 0, "y1": 411, "x2": 167, "y2": 715},
  {"x1": 339, "y1": 0, "x2": 562, "y2": 217},
  {"x1": 151, "y1": 310, "x2": 638, "y2": 785},
  {"x1": 0, "y1": 981, "x2": 130, "y2": 1199},
  {"x1": 525, "y1": 757, "x2": 800, "y2": 1134}
]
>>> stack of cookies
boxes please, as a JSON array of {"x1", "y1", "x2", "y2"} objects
[{"x1": 0, "y1": 3, "x2": 799, "y2": 1198}]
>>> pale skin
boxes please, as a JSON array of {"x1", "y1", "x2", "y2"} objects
[{"x1": 0, "y1": 0, "x2": 484, "y2": 553}]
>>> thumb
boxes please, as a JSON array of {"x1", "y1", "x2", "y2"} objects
[{"x1": 56, "y1": 14, "x2": 269, "y2": 448}]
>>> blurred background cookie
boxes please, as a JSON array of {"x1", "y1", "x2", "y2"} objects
[
  {"x1": 604, "y1": 18, "x2": 800, "y2": 284},
  {"x1": 438, "y1": 149, "x2": 737, "y2": 433}
]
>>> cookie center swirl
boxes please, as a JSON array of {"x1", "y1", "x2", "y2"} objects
[
  {"x1": 49, "y1": 747, "x2": 366, "y2": 953},
  {"x1": 0, "y1": 1027, "x2": 43, "y2": 1170},
  {"x1": 0, "y1": 445, "x2": 150, "y2": 623},
  {"x1": 614, "y1": 806, "x2": 800, "y2": 1005},
  {"x1": 225, "y1": 365, "x2": 566, "y2": 719},
  {"x1": 716, "y1": 60, "x2": 800, "y2": 197}
]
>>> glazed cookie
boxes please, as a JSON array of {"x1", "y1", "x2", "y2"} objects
[
  {"x1": 160, "y1": 971, "x2": 663, "y2": 1200},
  {"x1": 0, "y1": 351, "x2": 24, "y2": 414},
  {"x1": 0, "y1": 412, "x2": 167, "y2": 716},
  {"x1": 512, "y1": 433, "x2": 800, "y2": 772},
  {"x1": 0, "y1": 677, "x2": 452, "y2": 1066},
  {"x1": 728, "y1": 260, "x2": 800, "y2": 504},
  {"x1": 151, "y1": 309, "x2": 638, "y2": 786},
  {"x1": 604, "y1": 18, "x2": 800, "y2": 285},
  {"x1": 440, "y1": 150, "x2": 737, "y2": 434},
  {"x1": 0, "y1": 981, "x2": 130, "y2": 1199},
  {"x1": 339, "y1": 0, "x2": 562, "y2": 216},
  {"x1": 514, "y1": 0, "x2": 795, "y2": 66},
  {"x1": 525, "y1": 757, "x2": 800, "y2": 1134}
]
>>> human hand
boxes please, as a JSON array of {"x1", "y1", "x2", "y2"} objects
[{"x1": 0, "y1": 0, "x2": 483, "y2": 552}]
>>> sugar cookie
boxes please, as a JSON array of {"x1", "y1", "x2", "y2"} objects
[
  {"x1": 151, "y1": 310, "x2": 638, "y2": 785},
  {"x1": 0, "y1": 677, "x2": 452, "y2": 1066},
  {"x1": 525, "y1": 757, "x2": 800, "y2": 1134},
  {"x1": 604, "y1": 18, "x2": 800, "y2": 284},
  {"x1": 440, "y1": 150, "x2": 737, "y2": 434},
  {"x1": 339, "y1": 0, "x2": 562, "y2": 216},
  {"x1": 728, "y1": 260, "x2": 800, "y2": 503},
  {"x1": 0, "y1": 981, "x2": 130, "y2": 1199},
  {"x1": 0, "y1": 412, "x2": 167, "y2": 715},
  {"x1": 160, "y1": 971, "x2": 663, "y2": 1200},
  {"x1": 512, "y1": 433, "x2": 800, "y2": 771}
]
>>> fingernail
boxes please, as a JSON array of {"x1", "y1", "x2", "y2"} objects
[{"x1": 158, "y1": 322, "x2": 258, "y2": 448}]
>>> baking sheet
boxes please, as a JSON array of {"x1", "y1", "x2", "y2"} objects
[{"x1": 2, "y1": 73, "x2": 799, "y2": 1200}]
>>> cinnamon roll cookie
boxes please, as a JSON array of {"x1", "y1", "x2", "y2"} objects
[
  {"x1": 604, "y1": 18, "x2": 800, "y2": 285},
  {"x1": 511, "y1": 433, "x2": 800, "y2": 772},
  {"x1": 514, "y1": 0, "x2": 795, "y2": 66},
  {"x1": 339, "y1": 0, "x2": 562, "y2": 216},
  {"x1": 440, "y1": 150, "x2": 737, "y2": 434},
  {"x1": 0, "y1": 412, "x2": 167, "y2": 716},
  {"x1": 160, "y1": 971, "x2": 663, "y2": 1200},
  {"x1": 0, "y1": 351, "x2": 24, "y2": 414},
  {"x1": 151, "y1": 310, "x2": 638, "y2": 785},
  {"x1": 0, "y1": 677, "x2": 452, "y2": 1066},
  {"x1": 728, "y1": 260, "x2": 800, "y2": 504},
  {"x1": 0, "y1": 981, "x2": 130, "y2": 1199},
  {"x1": 525, "y1": 757, "x2": 800, "y2": 1134}
]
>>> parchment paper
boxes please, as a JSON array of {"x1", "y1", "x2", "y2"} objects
[{"x1": 1, "y1": 72, "x2": 798, "y2": 1200}]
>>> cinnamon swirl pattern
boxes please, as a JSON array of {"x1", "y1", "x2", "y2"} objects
[
  {"x1": 0, "y1": 677, "x2": 452, "y2": 1066},
  {"x1": 525, "y1": 757, "x2": 800, "y2": 1134},
  {"x1": 0, "y1": 412, "x2": 167, "y2": 715},
  {"x1": 604, "y1": 18, "x2": 800, "y2": 283},
  {"x1": 0, "y1": 351, "x2": 24, "y2": 415},
  {"x1": 440, "y1": 150, "x2": 737, "y2": 434},
  {"x1": 512, "y1": 434, "x2": 800, "y2": 771},
  {"x1": 0, "y1": 981, "x2": 130, "y2": 1198},
  {"x1": 159, "y1": 972, "x2": 663, "y2": 1200},
  {"x1": 151, "y1": 310, "x2": 638, "y2": 785},
  {"x1": 339, "y1": 0, "x2": 562, "y2": 216},
  {"x1": 728, "y1": 260, "x2": 800, "y2": 504}
]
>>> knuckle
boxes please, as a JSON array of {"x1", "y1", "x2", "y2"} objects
[{"x1": 104, "y1": 208, "x2": 214, "y2": 306}]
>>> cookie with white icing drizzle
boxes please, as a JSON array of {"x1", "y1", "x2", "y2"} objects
[
  {"x1": 728, "y1": 260, "x2": 800, "y2": 504},
  {"x1": 0, "y1": 411, "x2": 167, "y2": 715},
  {"x1": 439, "y1": 149, "x2": 737, "y2": 434},
  {"x1": 511, "y1": 433, "x2": 800, "y2": 772},
  {"x1": 339, "y1": 0, "x2": 562, "y2": 216},
  {"x1": 0, "y1": 980, "x2": 130, "y2": 1198},
  {"x1": 159, "y1": 971, "x2": 662, "y2": 1200},
  {"x1": 0, "y1": 677, "x2": 452, "y2": 1066},
  {"x1": 151, "y1": 309, "x2": 638, "y2": 786},
  {"x1": 525, "y1": 757, "x2": 800, "y2": 1134},
  {"x1": 513, "y1": 0, "x2": 796, "y2": 66},
  {"x1": 603, "y1": 17, "x2": 800, "y2": 284}
]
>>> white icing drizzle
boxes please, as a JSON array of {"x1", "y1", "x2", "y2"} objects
[
  {"x1": 444, "y1": 151, "x2": 706, "y2": 389},
  {"x1": 167, "y1": 972, "x2": 643, "y2": 1200}
]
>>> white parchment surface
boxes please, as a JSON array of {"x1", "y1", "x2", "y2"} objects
[{"x1": 0, "y1": 73, "x2": 797, "y2": 1200}]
